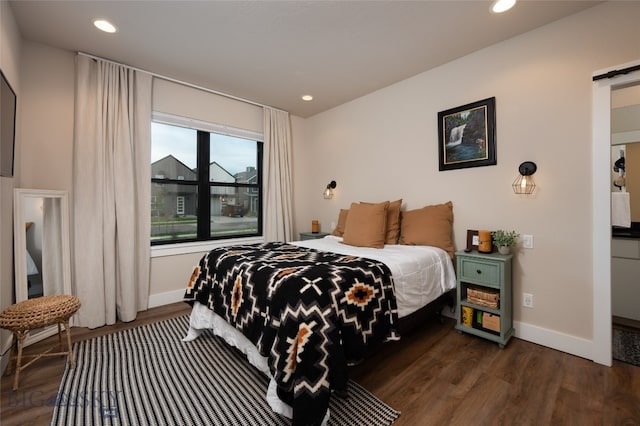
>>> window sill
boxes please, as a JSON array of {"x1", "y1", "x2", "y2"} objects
[{"x1": 151, "y1": 236, "x2": 264, "y2": 258}]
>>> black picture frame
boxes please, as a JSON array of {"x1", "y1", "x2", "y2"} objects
[
  {"x1": 0, "y1": 69, "x2": 17, "y2": 178},
  {"x1": 438, "y1": 97, "x2": 496, "y2": 171},
  {"x1": 466, "y1": 229, "x2": 479, "y2": 251}
]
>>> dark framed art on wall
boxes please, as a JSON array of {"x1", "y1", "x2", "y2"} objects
[
  {"x1": 438, "y1": 97, "x2": 496, "y2": 171},
  {"x1": 0, "y1": 69, "x2": 17, "y2": 178}
]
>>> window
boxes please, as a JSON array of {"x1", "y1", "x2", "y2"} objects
[
  {"x1": 176, "y1": 196, "x2": 185, "y2": 216},
  {"x1": 150, "y1": 115, "x2": 262, "y2": 245}
]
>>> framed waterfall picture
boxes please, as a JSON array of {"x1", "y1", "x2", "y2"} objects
[{"x1": 438, "y1": 97, "x2": 496, "y2": 171}]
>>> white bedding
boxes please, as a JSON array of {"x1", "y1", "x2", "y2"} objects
[{"x1": 292, "y1": 235, "x2": 456, "y2": 318}]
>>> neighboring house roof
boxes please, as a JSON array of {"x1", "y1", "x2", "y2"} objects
[
  {"x1": 151, "y1": 155, "x2": 196, "y2": 180},
  {"x1": 209, "y1": 161, "x2": 235, "y2": 183},
  {"x1": 152, "y1": 157, "x2": 256, "y2": 198}
]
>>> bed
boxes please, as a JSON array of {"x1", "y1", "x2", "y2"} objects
[{"x1": 183, "y1": 200, "x2": 457, "y2": 425}]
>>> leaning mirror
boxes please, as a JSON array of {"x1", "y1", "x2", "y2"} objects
[{"x1": 13, "y1": 189, "x2": 72, "y2": 344}]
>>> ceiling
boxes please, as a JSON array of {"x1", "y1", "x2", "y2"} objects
[{"x1": 9, "y1": 0, "x2": 600, "y2": 118}]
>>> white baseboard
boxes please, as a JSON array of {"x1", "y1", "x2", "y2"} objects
[
  {"x1": 447, "y1": 307, "x2": 595, "y2": 363},
  {"x1": 148, "y1": 289, "x2": 186, "y2": 309},
  {"x1": 513, "y1": 320, "x2": 594, "y2": 362}
]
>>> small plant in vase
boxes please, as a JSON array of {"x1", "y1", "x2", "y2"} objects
[{"x1": 492, "y1": 230, "x2": 519, "y2": 255}]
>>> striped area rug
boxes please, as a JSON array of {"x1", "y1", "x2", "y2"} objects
[{"x1": 51, "y1": 315, "x2": 400, "y2": 425}]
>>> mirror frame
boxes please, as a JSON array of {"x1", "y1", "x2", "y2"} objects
[{"x1": 13, "y1": 188, "x2": 72, "y2": 344}]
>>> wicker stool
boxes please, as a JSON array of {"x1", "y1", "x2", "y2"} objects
[{"x1": 0, "y1": 295, "x2": 80, "y2": 390}]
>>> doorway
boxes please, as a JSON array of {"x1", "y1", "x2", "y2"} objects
[
  {"x1": 610, "y1": 82, "x2": 640, "y2": 366},
  {"x1": 592, "y1": 60, "x2": 640, "y2": 366}
]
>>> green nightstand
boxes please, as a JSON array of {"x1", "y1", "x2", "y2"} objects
[
  {"x1": 455, "y1": 250, "x2": 514, "y2": 348},
  {"x1": 299, "y1": 232, "x2": 329, "y2": 241}
]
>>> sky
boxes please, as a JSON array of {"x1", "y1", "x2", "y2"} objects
[{"x1": 151, "y1": 122, "x2": 256, "y2": 174}]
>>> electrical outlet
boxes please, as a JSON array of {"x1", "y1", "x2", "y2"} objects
[
  {"x1": 523, "y1": 293, "x2": 534, "y2": 308},
  {"x1": 522, "y1": 234, "x2": 534, "y2": 249}
]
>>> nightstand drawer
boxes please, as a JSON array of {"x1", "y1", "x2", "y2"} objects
[{"x1": 459, "y1": 258, "x2": 500, "y2": 286}]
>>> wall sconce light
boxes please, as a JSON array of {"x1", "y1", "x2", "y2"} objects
[
  {"x1": 323, "y1": 180, "x2": 337, "y2": 199},
  {"x1": 512, "y1": 161, "x2": 537, "y2": 194}
]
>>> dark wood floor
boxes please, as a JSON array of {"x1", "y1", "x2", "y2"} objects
[{"x1": 1, "y1": 302, "x2": 639, "y2": 425}]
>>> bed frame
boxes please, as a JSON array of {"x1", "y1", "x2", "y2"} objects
[{"x1": 396, "y1": 289, "x2": 455, "y2": 336}]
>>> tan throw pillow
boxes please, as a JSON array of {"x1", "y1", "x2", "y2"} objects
[
  {"x1": 399, "y1": 201, "x2": 454, "y2": 258},
  {"x1": 331, "y1": 209, "x2": 349, "y2": 236},
  {"x1": 385, "y1": 199, "x2": 402, "y2": 244},
  {"x1": 361, "y1": 199, "x2": 402, "y2": 244},
  {"x1": 342, "y1": 201, "x2": 389, "y2": 248}
]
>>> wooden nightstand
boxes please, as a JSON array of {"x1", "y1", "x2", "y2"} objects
[
  {"x1": 455, "y1": 250, "x2": 513, "y2": 348},
  {"x1": 299, "y1": 231, "x2": 329, "y2": 241}
]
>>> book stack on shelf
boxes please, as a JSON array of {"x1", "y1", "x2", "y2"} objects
[{"x1": 460, "y1": 306, "x2": 501, "y2": 335}]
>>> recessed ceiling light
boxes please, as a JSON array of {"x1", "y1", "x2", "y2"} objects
[
  {"x1": 93, "y1": 19, "x2": 117, "y2": 33},
  {"x1": 490, "y1": 0, "x2": 516, "y2": 13},
  {"x1": 301, "y1": 95, "x2": 313, "y2": 101}
]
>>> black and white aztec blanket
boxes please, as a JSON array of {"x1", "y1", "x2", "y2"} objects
[{"x1": 183, "y1": 242, "x2": 399, "y2": 426}]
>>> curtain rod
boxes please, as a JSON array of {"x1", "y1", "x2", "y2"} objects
[
  {"x1": 78, "y1": 52, "x2": 286, "y2": 113},
  {"x1": 593, "y1": 64, "x2": 640, "y2": 81}
]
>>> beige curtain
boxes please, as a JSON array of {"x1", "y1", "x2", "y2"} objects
[
  {"x1": 263, "y1": 107, "x2": 294, "y2": 242},
  {"x1": 72, "y1": 55, "x2": 152, "y2": 328}
]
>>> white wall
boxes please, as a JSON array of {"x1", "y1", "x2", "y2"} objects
[
  {"x1": 0, "y1": 0, "x2": 22, "y2": 369},
  {"x1": 153, "y1": 79, "x2": 263, "y2": 133},
  {"x1": 291, "y1": 2, "x2": 640, "y2": 356},
  {"x1": 18, "y1": 43, "x2": 74, "y2": 191}
]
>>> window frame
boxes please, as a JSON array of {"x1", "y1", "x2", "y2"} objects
[{"x1": 150, "y1": 112, "x2": 263, "y2": 247}]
